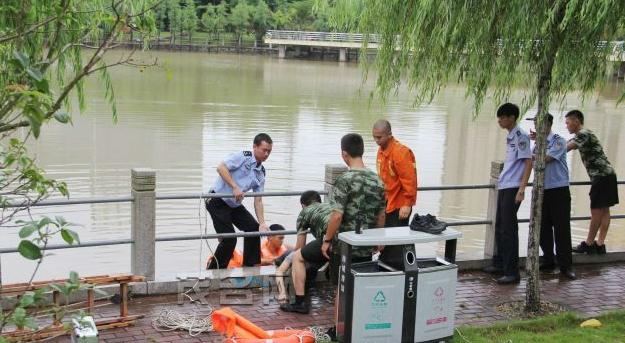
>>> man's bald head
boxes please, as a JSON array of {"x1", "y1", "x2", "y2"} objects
[
  {"x1": 372, "y1": 119, "x2": 393, "y2": 149},
  {"x1": 373, "y1": 119, "x2": 392, "y2": 134}
]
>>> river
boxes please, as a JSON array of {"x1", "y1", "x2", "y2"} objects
[{"x1": 2, "y1": 51, "x2": 624, "y2": 282}]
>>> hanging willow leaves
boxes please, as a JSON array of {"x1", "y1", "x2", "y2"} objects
[{"x1": 321, "y1": 0, "x2": 625, "y2": 312}]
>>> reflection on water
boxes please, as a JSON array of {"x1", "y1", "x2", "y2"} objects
[{"x1": 2, "y1": 51, "x2": 624, "y2": 282}]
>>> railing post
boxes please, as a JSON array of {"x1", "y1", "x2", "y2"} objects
[
  {"x1": 484, "y1": 161, "x2": 503, "y2": 259},
  {"x1": 131, "y1": 168, "x2": 156, "y2": 281},
  {"x1": 324, "y1": 164, "x2": 348, "y2": 203}
]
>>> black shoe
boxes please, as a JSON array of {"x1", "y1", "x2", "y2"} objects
[
  {"x1": 482, "y1": 265, "x2": 503, "y2": 274},
  {"x1": 280, "y1": 302, "x2": 310, "y2": 314},
  {"x1": 496, "y1": 275, "x2": 520, "y2": 285},
  {"x1": 573, "y1": 241, "x2": 596, "y2": 254},
  {"x1": 410, "y1": 213, "x2": 446, "y2": 234},
  {"x1": 539, "y1": 262, "x2": 556, "y2": 272},
  {"x1": 560, "y1": 268, "x2": 577, "y2": 280},
  {"x1": 593, "y1": 241, "x2": 607, "y2": 255},
  {"x1": 326, "y1": 326, "x2": 337, "y2": 341}
]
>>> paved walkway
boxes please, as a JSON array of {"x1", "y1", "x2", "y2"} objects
[{"x1": 49, "y1": 262, "x2": 625, "y2": 342}]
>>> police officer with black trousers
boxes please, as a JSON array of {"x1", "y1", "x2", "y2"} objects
[
  {"x1": 529, "y1": 114, "x2": 576, "y2": 280},
  {"x1": 206, "y1": 133, "x2": 273, "y2": 269}
]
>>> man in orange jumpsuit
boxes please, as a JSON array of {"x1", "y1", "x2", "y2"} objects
[
  {"x1": 372, "y1": 119, "x2": 418, "y2": 268},
  {"x1": 206, "y1": 224, "x2": 292, "y2": 268}
]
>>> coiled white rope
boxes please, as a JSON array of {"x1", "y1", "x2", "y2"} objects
[
  {"x1": 308, "y1": 326, "x2": 332, "y2": 342},
  {"x1": 151, "y1": 308, "x2": 214, "y2": 337}
]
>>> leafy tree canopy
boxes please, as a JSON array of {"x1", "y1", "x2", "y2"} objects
[{"x1": 320, "y1": 0, "x2": 625, "y2": 113}]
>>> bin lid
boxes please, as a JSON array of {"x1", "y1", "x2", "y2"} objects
[{"x1": 338, "y1": 226, "x2": 461, "y2": 246}]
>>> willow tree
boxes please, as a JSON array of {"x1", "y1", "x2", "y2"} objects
[
  {"x1": 321, "y1": 0, "x2": 625, "y2": 312},
  {"x1": 1, "y1": 0, "x2": 157, "y2": 335}
]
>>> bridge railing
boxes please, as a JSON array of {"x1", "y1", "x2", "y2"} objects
[
  {"x1": 266, "y1": 30, "x2": 381, "y2": 43},
  {"x1": 1, "y1": 163, "x2": 623, "y2": 282}
]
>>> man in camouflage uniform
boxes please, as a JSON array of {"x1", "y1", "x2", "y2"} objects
[
  {"x1": 565, "y1": 110, "x2": 619, "y2": 254},
  {"x1": 280, "y1": 190, "x2": 333, "y2": 314},
  {"x1": 321, "y1": 133, "x2": 386, "y2": 279},
  {"x1": 321, "y1": 133, "x2": 385, "y2": 339}
]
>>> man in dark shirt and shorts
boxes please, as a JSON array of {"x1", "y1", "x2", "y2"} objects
[{"x1": 565, "y1": 110, "x2": 619, "y2": 254}]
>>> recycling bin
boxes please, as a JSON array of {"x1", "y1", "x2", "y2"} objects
[{"x1": 336, "y1": 226, "x2": 461, "y2": 343}]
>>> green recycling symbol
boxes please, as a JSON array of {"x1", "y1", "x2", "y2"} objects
[{"x1": 373, "y1": 290, "x2": 387, "y2": 304}]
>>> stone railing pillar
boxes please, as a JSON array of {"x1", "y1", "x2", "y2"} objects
[
  {"x1": 324, "y1": 164, "x2": 348, "y2": 203},
  {"x1": 618, "y1": 61, "x2": 625, "y2": 79},
  {"x1": 484, "y1": 161, "x2": 503, "y2": 259},
  {"x1": 131, "y1": 168, "x2": 156, "y2": 281},
  {"x1": 339, "y1": 48, "x2": 347, "y2": 62}
]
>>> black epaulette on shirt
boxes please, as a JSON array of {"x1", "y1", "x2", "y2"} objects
[{"x1": 243, "y1": 151, "x2": 252, "y2": 157}]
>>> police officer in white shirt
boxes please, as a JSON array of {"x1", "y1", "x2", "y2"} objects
[
  {"x1": 206, "y1": 133, "x2": 272, "y2": 269},
  {"x1": 483, "y1": 103, "x2": 533, "y2": 284},
  {"x1": 528, "y1": 114, "x2": 576, "y2": 280}
]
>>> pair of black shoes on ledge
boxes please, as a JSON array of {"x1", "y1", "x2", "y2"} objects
[
  {"x1": 409, "y1": 213, "x2": 447, "y2": 234},
  {"x1": 573, "y1": 241, "x2": 606, "y2": 255}
]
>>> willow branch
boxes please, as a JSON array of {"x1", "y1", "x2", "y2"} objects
[
  {"x1": 43, "y1": 0, "x2": 72, "y2": 70},
  {"x1": 0, "y1": 15, "x2": 59, "y2": 44},
  {"x1": 0, "y1": 120, "x2": 30, "y2": 133},
  {"x1": 128, "y1": 0, "x2": 164, "y2": 18}
]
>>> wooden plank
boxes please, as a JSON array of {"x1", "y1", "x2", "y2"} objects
[
  {"x1": 95, "y1": 314, "x2": 143, "y2": 326},
  {"x1": 120, "y1": 283, "x2": 129, "y2": 317},
  {"x1": 87, "y1": 288, "x2": 95, "y2": 313},
  {"x1": 52, "y1": 290, "x2": 61, "y2": 325},
  {"x1": 1, "y1": 274, "x2": 145, "y2": 296}
]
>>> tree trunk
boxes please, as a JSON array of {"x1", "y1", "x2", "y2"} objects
[
  {"x1": 525, "y1": 71, "x2": 550, "y2": 313},
  {"x1": 525, "y1": 1, "x2": 567, "y2": 313}
]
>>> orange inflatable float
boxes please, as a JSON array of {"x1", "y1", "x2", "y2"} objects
[{"x1": 212, "y1": 307, "x2": 315, "y2": 343}]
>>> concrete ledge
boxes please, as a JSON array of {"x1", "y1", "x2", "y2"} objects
[{"x1": 457, "y1": 251, "x2": 625, "y2": 271}]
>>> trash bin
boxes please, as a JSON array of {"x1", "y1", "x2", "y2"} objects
[
  {"x1": 336, "y1": 226, "x2": 461, "y2": 343},
  {"x1": 413, "y1": 258, "x2": 457, "y2": 343}
]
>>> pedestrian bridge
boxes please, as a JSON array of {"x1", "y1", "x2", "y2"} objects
[
  {"x1": 265, "y1": 30, "x2": 625, "y2": 65},
  {"x1": 265, "y1": 30, "x2": 381, "y2": 61}
]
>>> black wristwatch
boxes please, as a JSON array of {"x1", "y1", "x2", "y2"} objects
[{"x1": 323, "y1": 238, "x2": 333, "y2": 243}]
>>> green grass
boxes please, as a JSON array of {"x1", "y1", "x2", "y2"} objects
[{"x1": 453, "y1": 311, "x2": 625, "y2": 342}]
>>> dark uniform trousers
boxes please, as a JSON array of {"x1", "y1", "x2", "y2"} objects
[
  {"x1": 205, "y1": 197, "x2": 260, "y2": 269},
  {"x1": 494, "y1": 188, "x2": 521, "y2": 277},
  {"x1": 539, "y1": 186, "x2": 572, "y2": 269},
  {"x1": 379, "y1": 209, "x2": 411, "y2": 270}
]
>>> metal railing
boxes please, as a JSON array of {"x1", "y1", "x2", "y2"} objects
[
  {"x1": 266, "y1": 30, "x2": 381, "y2": 44},
  {"x1": 1, "y1": 165, "x2": 623, "y2": 281},
  {"x1": 3, "y1": 180, "x2": 624, "y2": 252}
]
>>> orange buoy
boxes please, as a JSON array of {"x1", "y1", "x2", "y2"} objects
[
  {"x1": 224, "y1": 329, "x2": 315, "y2": 343},
  {"x1": 212, "y1": 307, "x2": 315, "y2": 343}
]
